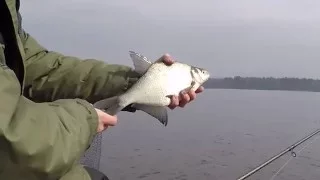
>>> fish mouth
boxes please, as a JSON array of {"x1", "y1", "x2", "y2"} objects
[{"x1": 201, "y1": 75, "x2": 210, "y2": 83}]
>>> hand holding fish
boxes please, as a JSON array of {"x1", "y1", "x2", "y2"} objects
[{"x1": 159, "y1": 53, "x2": 205, "y2": 109}]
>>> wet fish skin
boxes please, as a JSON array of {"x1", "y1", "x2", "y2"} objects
[{"x1": 93, "y1": 51, "x2": 210, "y2": 126}]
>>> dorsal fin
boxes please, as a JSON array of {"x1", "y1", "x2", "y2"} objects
[{"x1": 129, "y1": 51, "x2": 152, "y2": 75}]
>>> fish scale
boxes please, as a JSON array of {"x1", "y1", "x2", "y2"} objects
[{"x1": 121, "y1": 62, "x2": 193, "y2": 106}]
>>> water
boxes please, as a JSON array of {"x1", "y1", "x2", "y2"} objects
[{"x1": 99, "y1": 89, "x2": 320, "y2": 180}]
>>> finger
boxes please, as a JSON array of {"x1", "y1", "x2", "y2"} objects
[
  {"x1": 168, "y1": 95, "x2": 179, "y2": 109},
  {"x1": 172, "y1": 95, "x2": 180, "y2": 109},
  {"x1": 102, "y1": 114, "x2": 118, "y2": 126},
  {"x1": 188, "y1": 90, "x2": 196, "y2": 101},
  {"x1": 97, "y1": 124, "x2": 105, "y2": 132},
  {"x1": 195, "y1": 86, "x2": 204, "y2": 93},
  {"x1": 100, "y1": 125, "x2": 109, "y2": 133},
  {"x1": 179, "y1": 91, "x2": 190, "y2": 107},
  {"x1": 162, "y1": 53, "x2": 175, "y2": 65}
]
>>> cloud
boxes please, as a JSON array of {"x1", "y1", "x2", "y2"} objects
[{"x1": 19, "y1": 0, "x2": 320, "y2": 78}]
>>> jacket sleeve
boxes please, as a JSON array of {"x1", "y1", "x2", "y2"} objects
[
  {"x1": 0, "y1": 64, "x2": 98, "y2": 178},
  {"x1": 21, "y1": 31, "x2": 140, "y2": 103}
]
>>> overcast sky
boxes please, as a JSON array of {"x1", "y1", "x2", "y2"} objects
[{"x1": 20, "y1": 0, "x2": 320, "y2": 78}]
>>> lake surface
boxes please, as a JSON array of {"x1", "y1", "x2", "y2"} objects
[{"x1": 99, "y1": 89, "x2": 320, "y2": 180}]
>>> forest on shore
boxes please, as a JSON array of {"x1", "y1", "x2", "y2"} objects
[{"x1": 203, "y1": 76, "x2": 320, "y2": 92}]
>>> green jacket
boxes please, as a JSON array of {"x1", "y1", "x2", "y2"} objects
[{"x1": 0, "y1": 0, "x2": 139, "y2": 179}]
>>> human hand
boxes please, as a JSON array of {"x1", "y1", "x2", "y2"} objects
[
  {"x1": 95, "y1": 108, "x2": 118, "y2": 133},
  {"x1": 158, "y1": 54, "x2": 205, "y2": 109}
]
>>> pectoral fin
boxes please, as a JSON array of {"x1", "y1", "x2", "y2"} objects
[
  {"x1": 133, "y1": 104, "x2": 168, "y2": 126},
  {"x1": 189, "y1": 81, "x2": 201, "y2": 91},
  {"x1": 181, "y1": 80, "x2": 199, "y2": 92}
]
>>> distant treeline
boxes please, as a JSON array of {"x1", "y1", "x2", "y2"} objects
[{"x1": 203, "y1": 76, "x2": 320, "y2": 92}]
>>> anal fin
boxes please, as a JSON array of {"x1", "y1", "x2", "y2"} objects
[{"x1": 133, "y1": 104, "x2": 168, "y2": 126}]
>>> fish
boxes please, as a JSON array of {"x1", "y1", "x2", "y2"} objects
[{"x1": 93, "y1": 51, "x2": 210, "y2": 126}]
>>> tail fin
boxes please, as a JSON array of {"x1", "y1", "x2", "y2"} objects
[{"x1": 93, "y1": 96, "x2": 124, "y2": 116}]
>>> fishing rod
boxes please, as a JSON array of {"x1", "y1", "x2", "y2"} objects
[{"x1": 237, "y1": 128, "x2": 320, "y2": 180}]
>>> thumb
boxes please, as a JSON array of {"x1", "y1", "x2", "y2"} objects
[
  {"x1": 159, "y1": 53, "x2": 175, "y2": 65},
  {"x1": 101, "y1": 112, "x2": 118, "y2": 126}
]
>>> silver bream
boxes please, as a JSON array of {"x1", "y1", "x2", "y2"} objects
[{"x1": 93, "y1": 51, "x2": 210, "y2": 126}]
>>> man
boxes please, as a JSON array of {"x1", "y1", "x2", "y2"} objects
[{"x1": 0, "y1": 1, "x2": 204, "y2": 180}]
